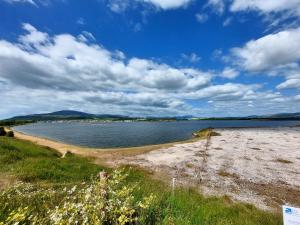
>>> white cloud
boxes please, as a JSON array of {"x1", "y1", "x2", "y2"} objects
[
  {"x1": 277, "y1": 78, "x2": 300, "y2": 89},
  {"x1": 77, "y1": 18, "x2": 85, "y2": 25},
  {"x1": 220, "y1": 67, "x2": 239, "y2": 79},
  {"x1": 107, "y1": 0, "x2": 130, "y2": 13},
  {"x1": 1, "y1": 24, "x2": 299, "y2": 119},
  {"x1": 18, "y1": 23, "x2": 49, "y2": 46},
  {"x1": 230, "y1": 0, "x2": 300, "y2": 16},
  {"x1": 206, "y1": 0, "x2": 225, "y2": 15},
  {"x1": 0, "y1": 24, "x2": 215, "y2": 118},
  {"x1": 77, "y1": 31, "x2": 96, "y2": 42},
  {"x1": 195, "y1": 13, "x2": 208, "y2": 23},
  {"x1": 295, "y1": 95, "x2": 300, "y2": 101},
  {"x1": 181, "y1": 53, "x2": 201, "y2": 63},
  {"x1": 143, "y1": 0, "x2": 192, "y2": 9},
  {"x1": 231, "y1": 28, "x2": 300, "y2": 72},
  {"x1": 2, "y1": 0, "x2": 36, "y2": 5},
  {"x1": 223, "y1": 17, "x2": 232, "y2": 26},
  {"x1": 106, "y1": 0, "x2": 193, "y2": 11}
]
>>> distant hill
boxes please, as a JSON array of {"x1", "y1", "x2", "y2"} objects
[
  {"x1": 246, "y1": 112, "x2": 300, "y2": 120},
  {"x1": 5, "y1": 110, "x2": 129, "y2": 121},
  {"x1": 3, "y1": 110, "x2": 300, "y2": 122}
]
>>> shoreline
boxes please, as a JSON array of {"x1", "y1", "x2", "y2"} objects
[
  {"x1": 6, "y1": 126, "x2": 300, "y2": 211},
  {"x1": 10, "y1": 128, "x2": 203, "y2": 162},
  {"x1": 9, "y1": 124, "x2": 300, "y2": 160}
]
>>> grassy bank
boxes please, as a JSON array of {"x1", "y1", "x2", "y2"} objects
[{"x1": 0, "y1": 136, "x2": 282, "y2": 224}]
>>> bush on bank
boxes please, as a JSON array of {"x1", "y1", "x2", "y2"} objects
[
  {"x1": 0, "y1": 127, "x2": 6, "y2": 136},
  {"x1": 0, "y1": 169, "x2": 156, "y2": 225},
  {"x1": 5, "y1": 131, "x2": 14, "y2": 137}
]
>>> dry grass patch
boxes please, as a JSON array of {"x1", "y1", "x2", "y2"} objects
[
  {"x1": 193, "y1": 128, "x2": 221, "y2": 138},
  {"x1": 276, "y1": 158, "x2": 293, "y2": 164},
  {"x1": 185, "y1": 163, "x2": 194, "y2": 168},
  {"x1": 218, "y1": 170, "x2": 239, "y2": 179}
]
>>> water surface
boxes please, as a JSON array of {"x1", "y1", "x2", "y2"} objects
[{"x1": 14, "y1": 120, "x2": 300, "y2": 148}]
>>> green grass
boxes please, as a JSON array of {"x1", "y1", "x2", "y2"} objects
[
  {"x1": 0, "y1": 137, "x2": 282, "y2": 224},
  {"x1": 0, "y1": 136, "x2": 105, "y2": 183},
  {"x1": 125, "y1": 168, "x2": 282, "y2": 225}
]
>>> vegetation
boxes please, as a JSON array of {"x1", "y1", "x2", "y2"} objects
[
  {"x1": 0, "y1": 127, "x2": 6, "y2": 136},
  {"x1": 0, "y1": 137, "x2": 104, "y2": 182},
  {"x1": 5, "y1": 131, "x2": 14, "y2": 137},
  {"x1": 0, "y1": 136, "x2": 282, "y2": 224},
  {"x1": 0, "y1": 170, "x2": 156, "y2": 225},
  {"x1": 0, "y1": 120, "x2": 33, "y2": 127},
  {"x1": 193, "y1": 128, "x2": 221, "y2": 138},
  {"x1": 276, "y1": 158, "x2": 293, "y2": 164}
]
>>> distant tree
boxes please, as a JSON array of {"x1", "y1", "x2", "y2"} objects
[
  {"x1": 6, "y1": 131, "x2": 14, "y2": 137},
  {"x1": 0, "y1": 127, "x2": 6, "y2": 136}
]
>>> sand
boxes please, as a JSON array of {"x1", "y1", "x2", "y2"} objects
[{"x1": 112, "y1": 127, "x2": 300, "y2": 211}]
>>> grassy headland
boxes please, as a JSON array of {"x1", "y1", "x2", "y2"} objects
[{"x1": 0, "y1": 136, "x2": 282, "y2": 224}]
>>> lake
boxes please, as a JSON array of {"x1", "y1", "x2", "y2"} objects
[{"x1": 14, "y1": 120, "x2": 300, "y2": 148}]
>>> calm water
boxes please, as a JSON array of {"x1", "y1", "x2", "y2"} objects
[{"x1": 14, "y1": 120, "x2": 300, "y2": 148}]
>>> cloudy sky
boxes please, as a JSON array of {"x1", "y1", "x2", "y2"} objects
[{"x1": 1, "y1": 0, "x2": 300, "y2": 119}]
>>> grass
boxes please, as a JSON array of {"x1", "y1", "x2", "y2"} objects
[
  {"x1": 0, "y1": 136, "x2": 282, "y2": 224},
  {"x1": 193, "y1": 128, "x2": 221, "y2": 138},
  {"x1": 217, "y1": 170, "x2": 240, "y2": 179},
  {"x1": 276, "y1": 158, "x2": 293, "y2": 164},
  {"x1": 0, "y1": 136, "x2": 106, "y2": 183}
]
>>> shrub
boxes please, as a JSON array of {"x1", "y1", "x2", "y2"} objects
[
  {"x1": 0, "y1": 127, "x2": 6, "y2": 136},
  {"x1": 0, "y1": 169, "x2": 156, "y2": 225},
  {"x1": 6, "y1": 131, "x2": 14, "y2": 138}
]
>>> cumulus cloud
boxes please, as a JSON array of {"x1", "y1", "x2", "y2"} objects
[
  {"x1": 2, "y1": 0, "x2": 36, "y2": 5},
  {"x1": 142, "y1": 0, "x2": 192, "y2": 9},
  {"x1": 295, "y1": 95, "x2": 300, "y2": 101},
  {"x1": 106, "y1": 0, "x2": 193, "y2": 12},
  {"x1": 0, "y1": 23, "x2": 214, "y2": 118},
  {"x1": 0, "y1": 23, "x2": 298, "y2": 119},
  {"x1": 230, "y1": 0, "x2": 300, "y2": 16},
  {"x1": 220, "y1": 67, "x2": 239, "y2": 79},
  {"x1": 231, "y1": 28, "x2": 300, "y2": 72}
]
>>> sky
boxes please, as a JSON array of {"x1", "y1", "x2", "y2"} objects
[{"x1": 1, "y1": 0, "x2": 300, "y2": 119}]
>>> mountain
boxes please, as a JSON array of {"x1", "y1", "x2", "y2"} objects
[
  {"x1": 7, "y1": 110, "x2": 94, "y2": 121},
  {"x1": 3, "y1": 110, "x2": 300, "y2": 122},
  {"x1": 6, "y1": 110, "x2": 130, "y2": 121},
  {"x1": 46, "y1": 110, "x2": 94, "y2": 117}
]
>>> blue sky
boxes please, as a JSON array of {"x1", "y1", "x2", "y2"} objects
[{"x1": 1, "y1": 0, "x2": 300, "y2": 119}]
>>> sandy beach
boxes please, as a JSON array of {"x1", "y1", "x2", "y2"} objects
[
  {"x1": 11, "y1": 126, "x2": 300, "y2": 211},
  {"x1": 112, "y1": 127, "x2": 300, "y2": 211}
]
